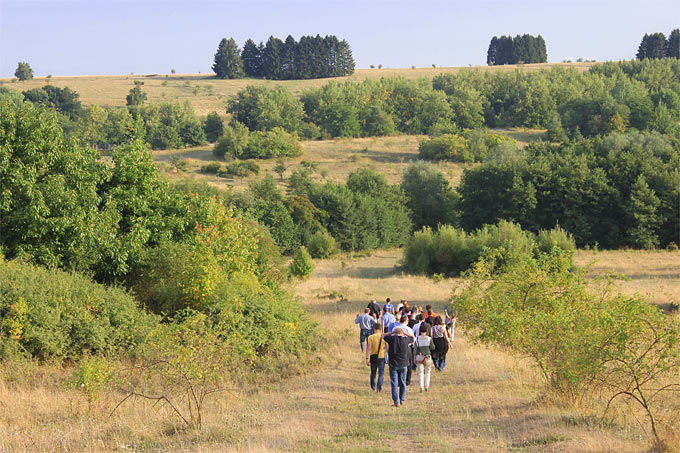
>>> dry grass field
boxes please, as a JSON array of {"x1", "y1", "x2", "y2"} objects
[
  {"x1": 1, "y1": 248, "x2": 677, "y2": 452},
  {"x1": 0, "y1": 62, "x2": 594, "y2": 117}
]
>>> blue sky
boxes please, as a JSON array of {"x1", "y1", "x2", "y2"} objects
[{"x1": 1, "y1": 0, "x2": 679, "y2": 77}]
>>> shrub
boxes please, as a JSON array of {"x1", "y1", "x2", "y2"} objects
[
  {"x1": 0, "y1": 258, "x2": 158, "y2": 361},
  {"x1": 290, "y1": 246, "x2": 314, "y2": 278},
  {"x1": 536, "y1": 225, "x2": 576, "y2": 257},
  {"x1": 403, "y1": 221, "x2": 569, "y2": 277},
  {"x1": 418, "y1": 134, "x2": 468, "y2": 161},
  {"x1": 225, "y1": 160, "x2": 260, "y2": 178},
  {"x1": 200, "y1": 162, "x2": 221, "y2": 174},
  {"x1": 213, "y1": 121, "x2": 250, "y2": 159},
  {"x1": 240, "y1": 127, "x2": 302, "y2": 159},
  {"x1": 306, "y1": 230, "x2": 337, "y2": 259}
]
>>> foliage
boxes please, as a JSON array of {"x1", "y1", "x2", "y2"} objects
[
  {"x1": 23, "y1": 85, "x2": 82, "y2": 120},
  {"x1": 213, "y1": 121, "x2": 250, "y2": 158},
  {"x1": 212, "y1": 37, "x2": 243, "y2": 79},
  {"x1": 418, "y1": 134, "x2": 468, "y2": 161},
  {"x1": 403, "y1": 221, "x2": 573, "y2": 277},
  {"x1": 0, "y1": 258, "x2": 158, "y2": 361},
  {"x1": 240, "y1": 34, "x2": 354, "y2": 80},
  {"x1": 74, "y1": 355, "x2": 113, "y2": 404},
  {"x1": 225, "y1": 160, "x2": 260, "y2": 178},
  {"x1": 227, "y1": 85, "x2": 305, "y2": 134},
  {"x1": 487, "y1": 34, "x2": 547, "y2": 65},
  {"x1": 457, "y1": 131, "x2": 680, "y2": 248},
  {"x1": 401, "y1": 161, "x2": 459, "y2": 230},
  {"x1": 306, "y1": 229, "x2": 337, "y2": 259},
  {"x1": 126, "y1": 82, "x2": 147, "y2": 106},
  {"x1": 307, "y1": 169, "x2": 412, "y2": 251},
  {"x1": 290, "y1": 246, "x2": 314, "y2": 279},
  {"x1": 240, "y1": 127, "x2": 302, "y2": 159},
  {"x1": 454, "y1": 250, "x2": 680, "y2": 441},
  {"x1": 14, "y1": 62, "x2": 33, "y2": 81},
  {"x1": 202, "y1": 111, "x2": 224, "y2": 143},
  {"x1": 200, "y1": 162, "x2": 221, "y2": 174}
]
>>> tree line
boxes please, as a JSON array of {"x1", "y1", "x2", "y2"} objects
[
  {"x1": 637, "y1": 29, "x2": 680, "y2": 60},
  {"x1": 486, "y1": 34, "x2": 548, "y2": 65},
  {"x1": 217, "y1": 58, "x2": 679, "y2": 142},
  {"x1": 213, "y1": 34, "x2": 355, "y2": 80}
]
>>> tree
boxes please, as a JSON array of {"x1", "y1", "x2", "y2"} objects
[
  {"x1": 202, "y1": 111, "x2": 224, "y2": 143},
  {"x1": 626, "y1": 175, "x2": 661, "y2": 249},
  {"x1": 487, "y1": 36, "x2": 499, "y2": 65},
  {"x1": 290, "y1": 246, "x2": 314, "y2": 278},
  {"x1": 401, "y1": 161, "x2": 459, "y2": 230},
  {"x1": 126, "y1": 81, "x2": 147, "y2": 106},
  {"x1": 637, "y1": 32, "x2": 667, "y2": 60},
  {"x1": 261, "y1": 36, "x2": 283, "y2": 79},
  {"x1": 14, "y1": 62, "x2": 33, "y2": 81},
  {"x1": 241, "y1": 38, "x2": 263, "y2": 77},
  {"x1": 667, "y1": 28, "x2": 680, "y2": 58},
  {"x1": 212, "y1": 38, "x2": 243, "y2": 79}
]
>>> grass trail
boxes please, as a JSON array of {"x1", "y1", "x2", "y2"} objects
[{"x1": 222, "y1": 251, "x2": 649, "y2": 452}]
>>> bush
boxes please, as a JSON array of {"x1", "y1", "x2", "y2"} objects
[
  {"x1": 225, "y1": 160, "x2": 260, "y2": 178},
  {"x1": 306, "y1": 230, "x2": 337, "y2": 259},
  {"x1": 403, "y1": 221, "x2": 570, "y2": 277},
  {"x1": 213, "y1": 121, "x2": 249, "y2": 159},
  {"x1": 200, "y1": 162, "x2": 221, "y2": 174},
  {"x1": 290, "y1": 246, "x2": 314, "y2": 279},
  {"x1": 240, "y1": 127, "x2": 302, "y2": 159},
  {"x1": 418, "y1": 134, "x2": 469, "y2": 161},
  {"x1": 0, "y1": 258, "x2": 158, "y2": 361}
]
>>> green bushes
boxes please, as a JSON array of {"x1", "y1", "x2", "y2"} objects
[
  {"x1": 213, "y1": 123, "x2": 301, "y2": 160},
  {"x1": 290, "y1": 246, "x2": 314, "y2": 279},
  {"x1": 306, "y1": 230, "x2": 337, "y2": 259},
  {"x1": 0, "y1": 258, "x2": 157, "y2": 361},
  {"x1": 403, "y1": 221, "x2": 574, "y2": 276},
  {"x1": 455, "y1": 249, "x2": 680, "y2": 442},
  {"x1": 418, "y1": 130, "x2": 517, "y2": 162}
]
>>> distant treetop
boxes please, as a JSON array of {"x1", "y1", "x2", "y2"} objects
[
  {"x1": 211, "y1": 35, "x2": 355, "y2": 80},
  {"x1": 487, "y1": 34, "x2": 547, "y2": 65},
  {"x1": 15, "y1": 62, "x2": 33, "y2": 81},
  {"x1": 637, "y1": 29, "x2": 680, "y2": 60}
]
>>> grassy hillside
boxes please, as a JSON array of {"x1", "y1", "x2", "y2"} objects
[
  {"x1": 1, "y1": 63, "x2": 595, "y2": 117},
  {"x1": 1, "y1": 249, "x2": 676, "y2": 451},
  {"x1": 153, "y1": 130, "x2": 546, "y2": 193}
]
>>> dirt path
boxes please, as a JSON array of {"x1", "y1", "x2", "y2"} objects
[{"x1": 223, "y1": 251, "x2": 647, "y2": 452}]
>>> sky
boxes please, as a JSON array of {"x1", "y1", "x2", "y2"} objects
[{"x1": 1, "y1": 0, "x2": 679, "y2": 78}]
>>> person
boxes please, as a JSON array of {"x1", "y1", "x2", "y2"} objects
[
  {"x1": 367, "y1": 298, "x2": 381, "y2": 319},
  {"x1": 445, "y1": 301, "x2": 457, "y2": 340},
  {"x1": 431, "y1": 316, "x2": 453, "y2": 371},
  {"x1": 355, "y1": 308, "x2": 377, "y2": 351},
  {"x1": 396, "y1": 299, "x2": 405, "y2": 313},
  {"x1": 384, "y1": 298, "x2": 394, "y2": 314},
  {"x1": 380, "y1": 306, "x2": 396, "y2": 333},
  {"x1": 383, "y1": 327, "x2": 413, "y2": 407},
  {"x1": 412, "y1": 313, "x2": 424, "y2": 338},
  {"x1": 413, "y1": 323, "x2": 435, "y2": 392},
  {"x1": 365, "y1": 323, "x2": 387, "y2": 392},
  {"x1": 424, "y1": 305, "x2": 437, "y2": 325}
]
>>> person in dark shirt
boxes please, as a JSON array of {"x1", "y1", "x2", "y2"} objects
[
  {"x1": 367, "y1": 298, "x2": 381, "y2": 319},
  {"x1": 383, "y1": 327, "x2": 413, "y2": 407}
]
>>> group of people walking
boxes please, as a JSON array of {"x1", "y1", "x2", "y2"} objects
[{"x1": 355, "y1": 298, "x2": 456, "y2": 407}]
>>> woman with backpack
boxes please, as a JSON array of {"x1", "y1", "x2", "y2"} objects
[{"x1": 413, "y1": 322, "x2": 435, "y2": 392}]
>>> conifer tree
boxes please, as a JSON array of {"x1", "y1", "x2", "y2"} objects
[
  {"x1": 262, "y1": 36, "x2": 283, "y2": 79},
  {"x1": 487, "y1": 36, "x2": 498, "y2": 65},
  {"x1": 241, "y1": 39, "x2": 263, "y2": 77},
  {"x1": 667, "y1": 29, "x2": 680, "y2": 59},
  {"x1": 280, "y1": 35, "x2": 298, "y2": 80},
  {"x1": 212, "y1": 38, "x2": 243, "y2": 79}
]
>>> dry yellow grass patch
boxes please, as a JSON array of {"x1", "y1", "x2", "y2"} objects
[
  {"x1": 1, "y1": 63, "x2": 594, "y2": 117},
  {"x1": 575, "y1": 249, "x2": 680, "y2": 311}
]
